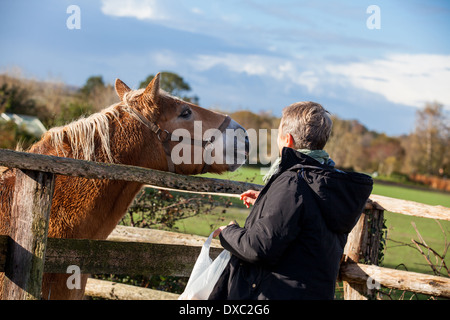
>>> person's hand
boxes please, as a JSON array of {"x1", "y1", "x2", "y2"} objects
[
  {"x1": 213, "y1": 220, "x2": 236, "y2": 238},
  {"x1": 240, "y1": 190, "x2": 260, "y2": 208}
]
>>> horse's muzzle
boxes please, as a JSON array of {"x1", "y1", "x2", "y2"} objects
[{"x1": 224, "y1": 119, "x2": 250, "y2": 172}]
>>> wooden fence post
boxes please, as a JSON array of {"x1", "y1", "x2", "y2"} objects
[
  {"x1": 2, "y1": 169, "x2": 55, "y2": 300},
  {"x1": 342, "y1": 203, "x2": 385, "y2": 300}
]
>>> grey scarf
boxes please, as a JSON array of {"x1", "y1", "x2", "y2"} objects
[{"x1": 262, "y1": 149, "x2": 333, "y2": 184}]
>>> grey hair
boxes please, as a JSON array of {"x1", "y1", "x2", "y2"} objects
[{"x1": 280, "y1": 101, "x2": 332, "y2": 150}]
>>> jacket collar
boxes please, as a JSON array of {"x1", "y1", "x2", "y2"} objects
[
  {"x1": 263, "y1": 147, "x2": 335, "y2": 185},
  {"x1": 278, "y1": 147, "x2": 334, "y2": 174}
]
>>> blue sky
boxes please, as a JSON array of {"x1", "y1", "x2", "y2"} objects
[{"x1": 1, "y1": 0, "x2": 449, "y2": 136}]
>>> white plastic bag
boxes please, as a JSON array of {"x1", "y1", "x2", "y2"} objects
[{"x1": 178, "y1": 232, "x2": 231, "y2": 300}]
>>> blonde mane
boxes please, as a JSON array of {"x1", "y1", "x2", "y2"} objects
[
  {"x1": 45, "y1": 88, "x2": 171, "y2": 163},
  {"x1": 46, "y1": 104, "x2": 121, "y2": 163}
]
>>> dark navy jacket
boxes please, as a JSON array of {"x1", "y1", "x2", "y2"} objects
[{"x1": 209, "y1": 147, "x2": 373, "y2": 300}]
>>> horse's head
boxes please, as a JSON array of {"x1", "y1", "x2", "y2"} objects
[{"x1": 115, "y1": 73, "x2": 249, "y2": 175}]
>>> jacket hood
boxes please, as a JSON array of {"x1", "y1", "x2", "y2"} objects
[{"x1": 278, "y1": 147, "x2": 373, "y2": 234}]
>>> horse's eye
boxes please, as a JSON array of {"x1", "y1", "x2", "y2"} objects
[{"x1": 180, "y1": 108, "x2": 192, "y2": 119}]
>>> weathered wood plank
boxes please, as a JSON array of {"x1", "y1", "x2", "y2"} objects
[
  {"x1": 2, "y1": 149, "x2": 448, "y2": 221},
  {"x1": 1, "y1": 226, "x2": 221, "y2": 275},
  {"x1": 0, "y1": 235, "x2": 7, "y2": 272},
  {"x1": 340, "y1": 262, "x2": 450, "y2": 298},
  {"x1": 0, "y1": 149, "x2": 262, "y2": 194},
  {"x1": 1, "y1": 170, "x2": 55, "y2": 300},
  {"x1": 108, "y1": 225, "x2": 222, "y2": 248},
  {"x1": 370, "y1": 194, "x2": 450, "y2": 221},
  {"x1": 342, "y1": 208, "x2": 385, "y2": 300},
  {"x1": 342, "y1": 213, "x2": 367, "y2": 300},
  {"x1": 1, "y1": 236, "x2": 222, "y2": 277},
  {"x1": 85, "y1": 278, "x2": 179, "y2": 300},
  {"x1": 1, "y1": 227, "x2": 221, "y2": 288}
]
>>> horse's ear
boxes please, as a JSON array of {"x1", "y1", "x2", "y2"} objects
[
  {"x1": 143, "y1": 72, "x2": 161, "y2": 104},
  {"x1": 115, "y1": 79, "x2": 131, "y2": 100}
]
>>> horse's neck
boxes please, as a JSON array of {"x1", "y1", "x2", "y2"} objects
[
  {"x1": 39, "y1": 116, "x2": 165, "y2": 239},
  {"x1": 67, "y1": 178, "x2": 143, "y2": 240},
  {"x1": 84, "y1": 124, "x2": 168, "y2": 239}
]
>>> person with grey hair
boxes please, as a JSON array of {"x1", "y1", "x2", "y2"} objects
[{"x1": 210, "y1": 101, "x2": 373, "y2": 300}]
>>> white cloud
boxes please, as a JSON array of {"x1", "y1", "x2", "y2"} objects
[
  {"x1": 100, "y1": 0, "x2": 167, "y2": 21},
  {"x1": 191, "y1": 53, "x2": 314, "y2": 90},
  {"x1": 99, "y1": 1, "x2": 283, "y2": 47},
  {"x1": 326, "y1": 54, "x2": 450, "y2": 108},
  {"x1": 191, "y1": 52, "x2": 450, "y2": 110},
  {"x1": 295, "y1": 71, "x2": 321, "y2": 93},
  {"x1": 191, "y1": 7, "x2": 204, "y2": 15},
  {"x1": 193, "y1": 54, "x2": 274, "y2": 76},
  {"x1": 99, "y1": 0, "x2": 217, "y2": 35},
  {"x1": 151, "y1": 50, "x2": 178, "y2": 69}
]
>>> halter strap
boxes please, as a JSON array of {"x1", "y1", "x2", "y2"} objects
[{"x1": 123, "y1": 105, "x2": 231, "y2": 173}]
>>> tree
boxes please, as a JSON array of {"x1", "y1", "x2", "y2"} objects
[
  {"x1": 80, "y1": 76, "x2": 105, "y2": 97},
  {"x1": 52, "y1": 101, "x2": 94, "y2": 126},
  {"x1": 78, "y1": 75, "x2": 117, "y2": 113},
  {"x1": 326, "y1": 117, "x2": 373, "y2": 171},
  {"x1": 0, "y1": 83, "x2": 39, "y2": 116},
  {"x1": 366, "y1": 134, "x2": 405, "y2": 175},
  {"x1": 407, "y1": 102, "x2": 450, "y2": 175},
  {"x1": 0, "y1": 120, "x2": 39, "y2": 150},
  {"x1": 139, "y1": 71, "x2": 198, "y2": 104}
]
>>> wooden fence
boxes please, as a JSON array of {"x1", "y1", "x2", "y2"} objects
[{"x1": 0, "y1": 148, "x2": 449, "y2": 300}]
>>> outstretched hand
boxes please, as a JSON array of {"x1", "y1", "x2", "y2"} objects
[
  {"x1": 240, "y1": 190, "x2": 260, "y2": 208},
  {"x1": 212, "y1": 189, "x2": 261, "y2": 238}
]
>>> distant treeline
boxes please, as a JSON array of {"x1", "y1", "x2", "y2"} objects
[
  {"x1": 1, "y1": 72, "x2": 448, "y2": 179},
  {"x1": 229, "y1": 106, "x2": 449, "y2": 180}
]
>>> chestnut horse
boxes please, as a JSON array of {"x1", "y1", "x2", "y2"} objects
[{"x1": 0, "y1": 73, "x2": 249, "y2": 299}]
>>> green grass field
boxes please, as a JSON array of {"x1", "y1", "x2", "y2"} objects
[
  {"x1": 371, "y1": 183, "x2": 450, "y2": 276},
  {"x1": 174, "y1": 166, "x2": 263, "y2": 235},
  {"x1": 174, "y1": 166, "x2": 450, "y2": 278}
]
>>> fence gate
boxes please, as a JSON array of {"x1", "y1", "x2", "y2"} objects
[{"x1": 0, "y1": 149, "x2": 449, "y2": 300}]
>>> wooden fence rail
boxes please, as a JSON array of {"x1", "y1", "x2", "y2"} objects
[
  {"x1": 0, "y1": 234, "x2": 221, "y2": 277},
  {"x1": 0, "y1": 148, "x2": 449, "y2": 300},
  {"x1": 340, "y1": 262, "x2": 450, "y2": 298},
  {"x1": 0, "y1": 149, "x2": 262, "y2": 194}
]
